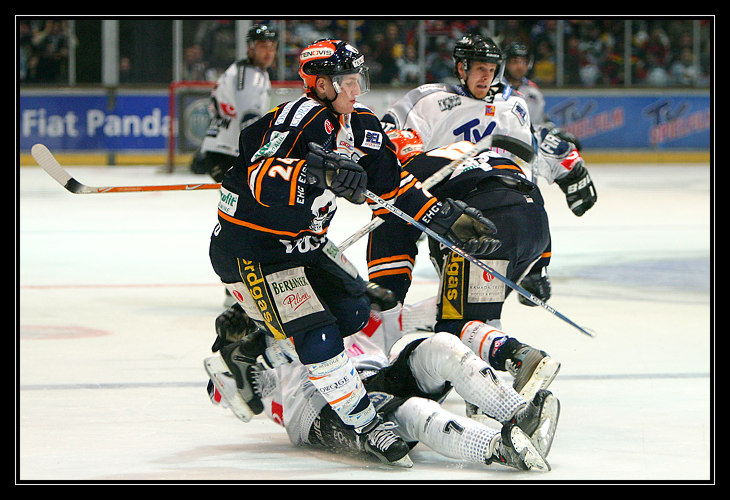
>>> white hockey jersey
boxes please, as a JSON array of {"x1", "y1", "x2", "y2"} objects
[
  {"x1": 200, "y1": 59, "x2": 273, "y2": 157},
  {"x1": 382, "y1": 83, "x2": 575, "y2": 185},
  {"x1": 506, "y1": 78, "x2": 548, "y2": 127}
]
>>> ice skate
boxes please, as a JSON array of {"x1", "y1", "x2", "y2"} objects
[
  {"x1": 363, "y1": 420, "x2": 413, "y2": 468},
  {"x1": 509, "y1": 389, "x2": 560, "y2": 457},
  {"x1": 505, "y1": 343, "x2": 561, "y2": 400},
  {"x1": 204, "y1": 338, "x2": 265, "y2": 423},
  {"x1": 487, "y1": 422, "x2": 550, "y2": 472}
]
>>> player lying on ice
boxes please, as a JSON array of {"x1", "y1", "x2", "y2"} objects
[{"x1": 205, "y1": 292, "x2": 559, "y2": 471}]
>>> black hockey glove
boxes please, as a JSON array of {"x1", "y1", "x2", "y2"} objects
[
  {"x1": 555, "y1": 160, "x2": 597, "y2": 217},
  {"x1": 190, "y1": 149, "x2": 236, "y2": 182},
  {"x1": 426, "y1": 198, "x2": 501, "y2": 256},
  {"x1": 305, "y1": 142, "x2": 368, "y2": 204},
  {"x1": 518, "y1": 267, "x2": 552, "y2": 306},
  {"x1": 212, "y1": 302, "x2": 261, "y2": 352},
  {"x1": 365, "y1": 282, "x2": 398, "y2": 311}
]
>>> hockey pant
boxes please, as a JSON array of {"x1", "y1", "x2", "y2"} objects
[
  {"x1": 210, "y1": 244, "x2": 377, "y2": 430},
  {"x1": 428, "y1": 183, "x2": 551, "y2": 335}
]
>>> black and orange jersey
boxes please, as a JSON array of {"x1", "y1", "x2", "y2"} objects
[
  {"x1": 211, "y1": 95, "x2": 437, "y2": 264},
  {"x1": 367, "y1": 142, "x2": 550, "y2": 301}
]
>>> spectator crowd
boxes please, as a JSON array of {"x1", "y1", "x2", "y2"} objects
[{"x1": 19, "y1": 18, "x2": 710, "y2": 88}]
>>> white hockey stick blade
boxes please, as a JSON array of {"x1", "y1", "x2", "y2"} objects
[
  {"x1": 31, "y1": 143, "x2": 221, "y2": 194},
  {"x1": 203, "y1": 356, "x2": 255, "y2": 423}
]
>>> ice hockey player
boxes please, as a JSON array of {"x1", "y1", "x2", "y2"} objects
[
  {"x1": 205, "y1": 298, "x2": 559, "y2": 471},
  {"x1": 207, "y1": 38, "x2": 500, "y2": 463},
  {"x1": 375, "y1": 33, "x2": 596, "y2": 325},
  {"x1": 380, "y1": 33, "x2": 596, "y2": 217},
  {"x1": 501, "y1": 41, "x2": 582, "y2": 150},
  {"x1": 190, "y1": 24, "x2": 279, "y2": 182},
  {"x1": 378, "y1": 133, "x2": 561, "y2": 406}
]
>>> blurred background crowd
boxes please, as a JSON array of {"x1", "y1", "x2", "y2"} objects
[{"x1": 18, "y1": 18, "x2": 711, "y2": 89}]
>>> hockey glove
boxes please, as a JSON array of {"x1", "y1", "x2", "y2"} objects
[
  {"x1": 190, "y1": 150, "x2": 236, "y2": 182},
  {"x1": 212, "y1": 302, "x2": 260, "y2": 352},
  {"x1": 305, "y1": 142, "x2": 368, "y2": 204},
  {"x1": 427, "y1": 198, "x2": 501, "y2": 256},
  {"x1": 549, "y1": 126, "x2": 583, "y2": 152},
  {"x1": 518, "y1": 267, "x2": 552, "y2": 306},
  {"x1": 554, "y1": 159, "x2": 597, "y2": 217}
]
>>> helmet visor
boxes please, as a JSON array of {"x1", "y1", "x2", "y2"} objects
[{"x1": 331, "y1": 67, "x2": 370, "y2": 96}]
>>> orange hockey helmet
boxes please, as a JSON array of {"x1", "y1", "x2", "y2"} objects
[{"x1": 298, "y1": 39, "x2": 370, "y2": 95}]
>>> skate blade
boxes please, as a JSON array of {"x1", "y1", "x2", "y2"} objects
[
  {"x1": 509, "y1": 426, "x2": 551, "y2": 472},
  {"x1": 533, "y1": 394, "x2": 560, "y2": 457},
  {"x1": 518, "y1": 357, "x2": 561, "y2": 400},
  {"x1": 204, "y1": 356, "x2": 254, "y2": 423},
  {"x1": 385, "y1": 453, "x2": 413, "y2": 468}
]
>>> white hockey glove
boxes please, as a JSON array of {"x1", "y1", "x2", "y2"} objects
[{"x1": 305, "y1": 142, "x2": 368, "y2": 204}]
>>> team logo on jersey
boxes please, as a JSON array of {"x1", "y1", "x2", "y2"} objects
[
  {"x1": 511, "y1": 102, "x2": 528, "y2": 126},
  {"x1": 324, "y1": 119, "x2": 334, "y2": 134},
  {"x1": 362, "y1": 130, "x2": 382, "y2": 149},
  {"x1": 440, "y1": 252, "x2": 465, "y2": 320},
  {"x1": 251, "y1": 130, "x2": 289, "y2": 163},
  {"x1": 485, "y1": 104, "x2": 495, "y2": 116},
  {"x1": 438, "y1": 95, "x2": 462, "y2": 112}
]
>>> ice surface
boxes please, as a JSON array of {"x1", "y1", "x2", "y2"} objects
[{"x1": 17, "y1": 160, "x2": 713, "y2": 483}]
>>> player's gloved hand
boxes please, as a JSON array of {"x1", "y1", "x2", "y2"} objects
[
  {"x1": 549, "y1": 126, "x2": 582, "y2": 151},
  {"x1": 555, "y1": 159, "x2": 597, "y2": 216},
  {"x1": 190, "y1": 150, "x2": 236, "y2": 182},
  {"x1": 427, "y1": 198, "x2": 501, "y2": 255},
  {"x1": 518, "y1": 267, "x2": 552, "y2": 306},
  {"x1": 305, "y1": 142, "x2": 368, "y2": 204},
  {"x1": 365, "y1": 282, "x2": 398, "y2": 311},
  {"x1": 212, "y1": 302, "x2": 259, "y2": 352}
]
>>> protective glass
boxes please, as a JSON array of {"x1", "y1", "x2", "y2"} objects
[{"x1": 332, "y1": 67, "x2": 370, "y2": 96}]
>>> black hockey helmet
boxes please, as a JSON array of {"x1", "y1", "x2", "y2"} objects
[
  {"x1": 503, "y1": 41, "x2": 534, "y2": 72},
  {"x1": 453, "y1": 34, "x2": 503, "y2": 76},
  {"x1": 247, "y1": 24, "x2": 278, "y2": 45}
]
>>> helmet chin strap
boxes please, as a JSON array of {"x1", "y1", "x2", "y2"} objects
[{"x1": 312, "y1": 85, "x2": 340, "y2": 114}]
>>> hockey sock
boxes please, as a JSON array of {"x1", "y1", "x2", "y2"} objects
[
  {"x1": 459, "y1": 320, "x2": 520, "y2": 371},
  {"x1": 305, "y1": 350, "x2": 377, "y2": 432}
]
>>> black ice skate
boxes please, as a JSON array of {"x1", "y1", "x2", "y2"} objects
[
  {"x1": 204, "y1": 337, "x2": 265, "y2": 422},
  {"x1": 505, "y1": 343, "x2": 561, "y2": 401},
  {"x1": 363, "y1": 420, "x2": 413, "y2": 468},
  {"x1": 509, "y1": 389, "x2": 560, "y2": 457},
  {"x1": 487, "y1": 422, "x2": 550, "y2": 472}
]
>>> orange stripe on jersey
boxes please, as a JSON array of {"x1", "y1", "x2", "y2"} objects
[
  {"x1": 368, "y1": 254, "x2": 415, "y2": 267},
  {"x1": 413, "y1": 197, "x2": 439, "y2": 221},
  {"x1": 285, "y1": 108, "x2": 328, "y2": 157},
  {"x1": 217, "y1": 210, "x2": 327, "y2": 237},
  {"x1": 541, "y1": 251, "x2": 551, "y2": 258},
  {"x1": 493, "y1": 163, "x2": 525, "y2": 174},
  {"x1": 254, "y1": 157, "x2": 276, "y2": 203},
  {"x1": 369, "y1": 268, "x2": 412, "y2": 280}
]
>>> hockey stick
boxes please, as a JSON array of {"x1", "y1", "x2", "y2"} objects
[
  {"x1": 337, "y1": 133, "x2": 535, "y2": 251},
  {"x1": 30, "y1": 144, "x2": 221, "y2": 194},
  {"x1": 362, "y1": 188, "x2": 595, "y2": 338}
]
